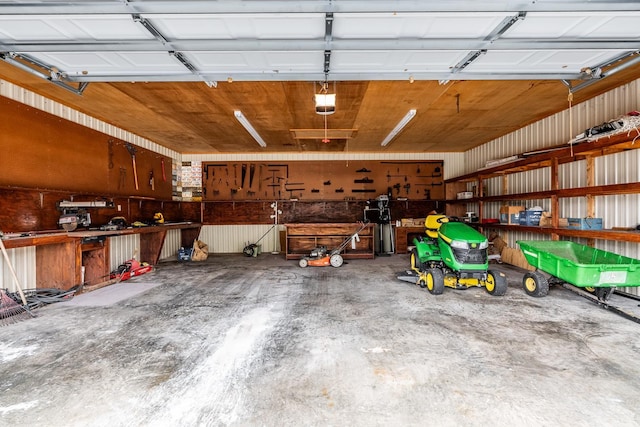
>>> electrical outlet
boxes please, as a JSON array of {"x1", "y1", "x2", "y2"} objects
[{"x1": 117, "y1": 205, "x2": 121, "y2": 211}]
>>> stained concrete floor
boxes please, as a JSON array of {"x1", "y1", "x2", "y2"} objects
[{"x1": 1, "y1": 254, "x2": 640, "y2": 427}]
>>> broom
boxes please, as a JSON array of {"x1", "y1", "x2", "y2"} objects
[{"x1": 0, "y1": 236, "x2": 35, "y2": 325}]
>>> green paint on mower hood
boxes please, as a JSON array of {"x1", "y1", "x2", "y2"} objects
[{"x1": 439, "y1": 222, "x2": 487, "y2": 246}]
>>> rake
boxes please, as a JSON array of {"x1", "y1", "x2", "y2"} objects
[{"x1": 0, "y1": 237, "x2": 35, "y2": 325}]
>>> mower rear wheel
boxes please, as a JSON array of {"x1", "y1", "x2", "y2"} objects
[
  {"x1": 523, "y1": 271, "x2": 549, "y2": 297},
  {"x1": 243, "y1": 244, "x2": 256, "y2": 257},
  {"x1": 425, "y1": 269, "x2": 445, "y2": 295},
  {"x1": 410, "y1": 248, "x2": 424, "y2": 272},
  {"x1": 298, "y1": 258, "x2": 309, "y2": 268},
  {"x1": 330, "y1": 254, "x2": 344, "y2": 268},
  {"x1": 485, "y1": 269, "x2": 508, "y2": 296}
]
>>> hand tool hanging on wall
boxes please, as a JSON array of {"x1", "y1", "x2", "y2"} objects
[
  {"x1": 108, "y1": 139, "x2": 114, "y2": 170},
  {"x1": 149, "y1": 171, "x2": 155, "y2": 190},
  {"x1": 241, "y1": 163, "x2": 247, "y2": 189},
  {"x1": 267, "y1": 164, "x2": 289, "y2": 178},
  {"x1": 354, "y1": 177, "x2": 374, "y2": 184},
  {"x1": 356, "y1": 168, "x2": 371, "y2": 173},
  {"x1": 249, "y1": 163, "x2": 255, "y2": 188},
  {"x1": 125, "y1": 143, "x2": 139, "y2": 190},
  {"x1": 161, "y1": 158, "x2": 167, "y2": 182}
]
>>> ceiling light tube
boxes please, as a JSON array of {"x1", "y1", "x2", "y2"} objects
[
  {"x1": 234, "y1": 110, "x2": 267, "y2": 147},
  {"x1": 380, "y1": 109, "x2": 417, "y2": 147}
]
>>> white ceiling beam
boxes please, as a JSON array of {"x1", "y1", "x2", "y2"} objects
[
  {"x1": 60, "y1": 70, "x2": 587, "y2": 82},
  {"x1": 3, "y1": 39, "x2": 639, "y2": 53},
  {"x1": 2, "y1": 1, "x2": 640, "y2": 15}
]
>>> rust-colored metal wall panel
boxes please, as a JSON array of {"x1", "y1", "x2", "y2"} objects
[{"x1": 0, "y1": 96, "x2": 172, "y2": 199}]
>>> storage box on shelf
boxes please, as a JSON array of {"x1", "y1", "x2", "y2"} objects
[
  {"x1": 567, "y1": 217, "x2": 603, "y2": 230},
  {"x1": 500, "y1": 206, "x2": 525, "y2": 224},
  {"x1": 518, "y1": 210, "x2": 543, "y2": 226},
  {"x1": 443, "y1": 131, "x2": 640, "y2": 244}
]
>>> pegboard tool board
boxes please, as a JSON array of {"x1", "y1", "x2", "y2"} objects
[{"x1": 202, "y1": 160, "x2": 444, "y2": 201}]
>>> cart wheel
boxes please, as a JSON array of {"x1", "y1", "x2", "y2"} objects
[
  {"x1": 330, "y1": 254, "x2": 344, "y2": 268},
  {"x1": 485, "y1": 269, "x2": 507, "y2": 296},
  {"x1": 523, "y1": 271, "x2": 549, "y2": 297},
  {"x1": 417, "y1": 278, "x2": 427, "y2": 288},
  {"x1": 298, "y1": 258, "x2": 309, "y2": 268},
  {"x1": 410, "y1": 248, "x2": 424, "y2": 272},
  {"x1": 426, "y1": 269, "x2": 445, "y2": 295}
]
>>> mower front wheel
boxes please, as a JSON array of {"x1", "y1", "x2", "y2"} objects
[
  {"x1": 298, "y1": 258, "x2": 309, "y2": 268},
  {"x1": 523, "y1": 271, "x2": 549, "y2": 297},
  {"x1": 485, "y1": 269, "x2": 508, "y2": 296},
  {"x1": 410, "y1": 248, "x2": 424, "y2": 272},
  {"x1": 425, "y1": 269, "x2": 445, "y2": 295},
  {"x1": 330, "y1": 254, "x2": 344, "y2": 268}
]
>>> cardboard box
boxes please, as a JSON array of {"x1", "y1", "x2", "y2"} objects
[
  {"x1": 519, "y1": 210, "x2": 543, "y2": 226},
  {"x1": 500, "y1": 206, "x2": 525, "y2": 224},
  {"x1": 413, "y1": 218, "x2": 426, "y2": 227},
  {"x1": 457, "y1": 191, "x2": 473, "y2": 199},
  {"x1": 539, "y1": 215, "x2": 568, "y2": 227},
  {"x1": 567, "y1": 217, "x2": 603, "y2": 230}
]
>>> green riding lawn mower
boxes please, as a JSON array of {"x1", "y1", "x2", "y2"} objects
[{"x1": 408, "y1": 215, "x2": 507, "y2": 296}]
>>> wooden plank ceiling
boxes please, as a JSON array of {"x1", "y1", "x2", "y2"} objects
[{"x1": 1, "y1": 1, "x2": 640, "y2": 154}]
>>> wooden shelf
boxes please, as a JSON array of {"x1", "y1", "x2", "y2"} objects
[
  {"x1": 285, "y1": 223, "x2": 374, "y2": 260},
  {"x1": 444, "y1": 131, "x2": 640, "y2": 245},
  {"x1": 480, "y1": 223, "x2": 640, "y2": 243}
]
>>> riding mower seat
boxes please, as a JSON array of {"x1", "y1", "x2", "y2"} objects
[{"x1": 424, "y1": 214, "x2": 448, "y2": 239}]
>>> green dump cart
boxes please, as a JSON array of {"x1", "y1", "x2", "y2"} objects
[{"x1": 517, "y1": 240, "x2": 640, "y2": 299}]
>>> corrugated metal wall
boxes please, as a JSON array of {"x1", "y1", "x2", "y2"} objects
[
  {"x1": 463, "y1": 79, "x2": 640, "y2": 296},
  {"x1": 465, "y1": 80, "x2": 640, "y2": 173},
  {"x1": 109, "y1": 234, "x2": 140, "y2": 272},
  {"x1": 0, "y1": 246, "x2": 36, "y2": 293},
  {"x1": 159, "y1": 229, "x2": 187, "y2": 261},
  {"x1": 199, "y1": 224, "x2": 283, "y2": 254}
]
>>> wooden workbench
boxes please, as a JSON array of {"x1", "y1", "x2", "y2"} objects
[{"x1": 2, "y1": 222, "x2": 201, "y2": 289}]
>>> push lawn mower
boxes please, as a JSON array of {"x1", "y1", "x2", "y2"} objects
[
  {"x1": 410, "y1": 215, "x2": 507, "y2": 295},
  {"x1": 298, "y1": 221, "x2": 369, "y2": 268}
]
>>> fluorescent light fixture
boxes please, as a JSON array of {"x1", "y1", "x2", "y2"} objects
[
  {"x1": 315, "y1": 93, "x2": 336, "y2": 115},
  {"x1": 380, "y1": 109, "x2": 417, "y2": 147},
  {"x1": 234, "y1": 110, "x2": 267, "y2": 147}
]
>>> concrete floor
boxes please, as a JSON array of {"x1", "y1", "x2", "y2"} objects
[{"x1": 1, "y1": 254, "x2": 640, "y2": 427}]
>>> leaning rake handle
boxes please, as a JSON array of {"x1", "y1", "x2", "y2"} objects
[
  {"x1": 126, "y1": 143, "x2": 139, "y2": 190},
  {"x1": 0, "y1": 238, "x2": 28, "y2": 306}
]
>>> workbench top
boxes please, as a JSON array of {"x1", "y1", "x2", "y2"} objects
[{"x1": 1, "y1": 222, "x2": 201, "y2": 249}]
